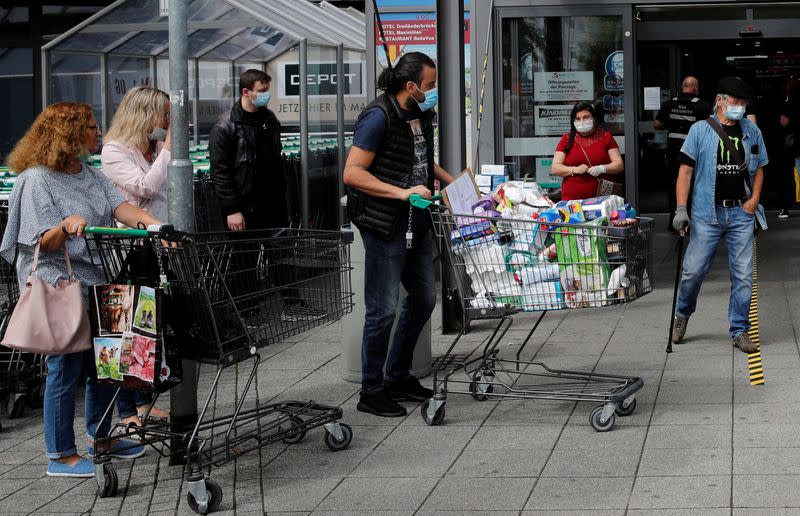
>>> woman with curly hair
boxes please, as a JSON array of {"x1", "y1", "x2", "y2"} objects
[
  {"x1": 101, "y1": 86, "x2": 171, "y2": 426},
  {"x1": 0, "y1": 102, "x2": 161, "y2": 477}
]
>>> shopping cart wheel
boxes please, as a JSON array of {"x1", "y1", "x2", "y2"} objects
[
  {"x1": 281, "y1": 415, "x2": 307, "y2": 445},
  {"x1": 97, "y1": 463, "x2": 118, "y2": 498},
  {"x1": 615, "y1": 398, "x2": 637, "y2": 417},
  {"x1": 470, "y1": 374, "x2": 495, "y2": 401},
  {"x1": 324, "y1": 423, "x2": 353, "y2": 452},
  {"x1": 8, "y1": 394, "x2": 26, "y2": 419},
  {"x1": 420, "y1": 399, "x2": 446, "y2": 426},
  {"x1": 589, "y1": 405, "x2": 616, "y2": 432},
  {"x1": 187, "y1": 478, "x2": 222, "y2": 514},
  {"x1": 27, "y1": 384, "x2": 44, "y2": 409}
]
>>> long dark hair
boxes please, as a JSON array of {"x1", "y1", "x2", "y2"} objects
[
  {"x1": 563, "y1": 101, "x2": 597, "y2": 155},
  {"x1": 377, "y1": 52, "x2": 436, "y2": 94}
]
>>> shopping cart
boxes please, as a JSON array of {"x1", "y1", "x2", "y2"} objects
[
  {"x1": 410, "y1": 194, "x2": 651, "y2": 432},
  {"x1": 0, "y1": 200, "x2": 46, "y2": 425},
  {"x1": 85, "y1": 225, "x2": 355, "y2": 513},
  {"x1": 192, "y1": 171, "x2": 225, "y2": 233}
]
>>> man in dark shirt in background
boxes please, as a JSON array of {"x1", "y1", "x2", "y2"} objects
[
  {"x1": 655, "y1": 76, "x2": 711, "y2": 226},
  {"x1": 778, "y1": 74, "x2": 800, "y2": 219}
]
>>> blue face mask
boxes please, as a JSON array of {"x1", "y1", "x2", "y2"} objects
[
  {"x1": 250, "y1": 91, "x2": 271, "y2": 108},
  {"x1": 414, "y1": 86, "x2": 438, "y2": 112},
  {"x1": 724, "y1": 104, "x2": 746, "y2": 121}
]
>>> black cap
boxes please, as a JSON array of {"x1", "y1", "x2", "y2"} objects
[{"x1": 717, "y1": 76, "x2": 754, "y2": 99}]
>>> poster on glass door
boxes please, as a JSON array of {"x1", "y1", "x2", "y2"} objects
[
  {"x1": 533, "y1": 71, "x2": 594, "y2": 102},
  {"x1": 534, "y1": 105, "x2": 573, "y2": 136}
]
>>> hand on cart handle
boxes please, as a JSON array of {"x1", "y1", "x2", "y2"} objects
[
  {"x1": 61, "y1": 215, "x2": 89, "y2": 237},
  {"x1": 409, "y1": 193, "x2": 443, "y2": 210}
]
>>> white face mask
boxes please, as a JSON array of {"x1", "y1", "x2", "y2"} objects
[{"x1": 574, "y1": 119, "x2": 594, "y2": 134}]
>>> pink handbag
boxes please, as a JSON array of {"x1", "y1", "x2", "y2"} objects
[{"x1": 1, "y1": 244, "x2": 91, "y2": 355}]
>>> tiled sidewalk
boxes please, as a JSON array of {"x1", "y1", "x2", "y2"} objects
[{"x1": 1, "y1": 213, "x2": 799, "y2": 515}]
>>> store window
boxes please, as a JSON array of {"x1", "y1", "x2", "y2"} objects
[{"x1": 501, "y1": 15, "x2": 624, "y2": 187}]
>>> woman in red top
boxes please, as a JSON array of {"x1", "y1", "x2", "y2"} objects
[{"x1": 551, "y1": 101, "x2": 624, "y2": 201}]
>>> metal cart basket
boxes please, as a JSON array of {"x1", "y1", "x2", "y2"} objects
[
  {"x1": 411, "y1": 195, "x2": 651, "y2": 432},
  {"x1": 85, "y1": 225, "x2": 355, "y2": 514}
]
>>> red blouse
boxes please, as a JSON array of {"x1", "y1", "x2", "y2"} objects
[{"x1": 555, "y1": 128, "x2": 619, "y2": 201}]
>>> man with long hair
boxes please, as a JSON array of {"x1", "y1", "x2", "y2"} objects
[{"x1": 344, "y1": 52, "x2": 453, "y2": 417}]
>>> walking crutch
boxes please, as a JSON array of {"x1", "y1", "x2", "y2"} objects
[{"x1": 666, "y1": 235, "x2": 686, "y2": 353}]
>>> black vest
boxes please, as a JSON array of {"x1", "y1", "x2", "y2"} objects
[{"x1": 347, "y1": 93, "x2": 436, "y2": 240}]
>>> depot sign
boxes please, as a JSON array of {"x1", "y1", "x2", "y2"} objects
[{"x1": 281, "y1": 62, "x2": 365, "y2": 97}]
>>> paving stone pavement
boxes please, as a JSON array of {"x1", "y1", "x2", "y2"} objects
[{"x1": 1, "y1": 213, "x2": 799, "y2": 515}]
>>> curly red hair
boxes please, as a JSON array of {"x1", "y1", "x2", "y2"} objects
[{"x1": 7, "y1": 102, "x2": 94, "y2": 173}]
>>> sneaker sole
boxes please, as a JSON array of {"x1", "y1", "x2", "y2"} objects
[
  {"x1": 389, "y1": 392, "x2": 432, "y2": 402},
  {"x1": 356, "y1": 402, "x2": 407, "y2": 418},
  {"x1": 88, "y1": 448, "x2": 147, "y2": 460},
  {"x1": 46, "y1": 470, "x2": 94, "y2": 478}
]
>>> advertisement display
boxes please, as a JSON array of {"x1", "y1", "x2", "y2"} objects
[
  {"x1": 533, "y1": 71, "x2": 594, "y2": 102},
  {"x1": 534, "y1": 105, "x2": 573, "y2": 136}
]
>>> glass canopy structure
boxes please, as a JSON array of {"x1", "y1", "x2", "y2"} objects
[{"x1": 42, "y1": 0, "x2": 367, "y2": 228}]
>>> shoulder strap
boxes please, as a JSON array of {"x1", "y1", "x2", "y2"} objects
[
  {"x1": 706, "y1": 117, "x2": 752, "y2": 190},
  {"x1": 576, "y1": 143, "x2": 593, "y2": 167}
]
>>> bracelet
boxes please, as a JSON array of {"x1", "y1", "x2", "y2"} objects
[{"x1": 571, "y1": 167, "x2": 575, "y2": 176}]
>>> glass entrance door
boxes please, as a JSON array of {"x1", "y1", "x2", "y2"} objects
[{"x1": 496, "y1": 6, "x2": 635, "y2": 201}]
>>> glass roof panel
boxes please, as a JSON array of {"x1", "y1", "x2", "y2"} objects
[
  {"x1": 57, "y1": 31, "x2": 134, "y2": 52},
  {"x1": 114, "y1": 30, "x2": 169, "y2": 55},
  {"x1": 187, "y1": 28, "x2": 247, "y2": 58},
  {"x1": 46, "y1": 0, "x2": 365, "y2": 56},
  {"x1": 202, "y1": 27, "x2": 284, "y2": 60},
  {"x1": 93, "y1": 0, "x2": 161, "y2": 25}
]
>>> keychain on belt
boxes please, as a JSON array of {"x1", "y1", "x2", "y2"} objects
[{"x1": 405, "y1": 205, "x2": 414, "y2": 250}]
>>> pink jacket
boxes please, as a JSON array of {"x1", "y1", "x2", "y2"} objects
[{"x1": 100, "y1": 140, "x2": 170, "y2": 222}]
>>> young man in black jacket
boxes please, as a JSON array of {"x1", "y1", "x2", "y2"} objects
[
  {"x1": 210, "y1": 69, "x2": 288, "y2": 230},
  {"x1": 344, "y1": 52, "x2": 454, "y2": 417}
]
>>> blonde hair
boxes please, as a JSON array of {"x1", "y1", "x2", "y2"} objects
[
  {"x1": 7, "y1": 102, "x2": 94, "y2": 173},
  {"x1": 105, "y1": 86, "x2": 169, "y2": 152}
]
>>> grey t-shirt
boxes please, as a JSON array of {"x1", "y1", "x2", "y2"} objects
[{"x1": 0, "y1": 164, "x2": 125, "y2": 294}]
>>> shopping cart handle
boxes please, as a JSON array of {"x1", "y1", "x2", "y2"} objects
[
  {"x1": 409, "y1": 193, "x2": 443, "y2": 209},
  {"x1": 84, "y1": 224, "x2": 185, "y2": 241},
  {"x1": 84, "y1": 226, "x2": 150, "y2": 237}
]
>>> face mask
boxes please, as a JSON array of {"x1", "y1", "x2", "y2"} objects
[
  {"x1": 413, "y1": 85, "x2": 438, "y2": 112},
  {"x1": 574, "y1": 119, "x2": 594, "y2": 133},
  {"x1": 724, "y1": 104, "x2": 746, "y2": 121},
  {"x1": 148, "y1": 127, "x2": 167, "y2": 142},
  {"x1": 250, "y1": 91, "x2": 271, "y2": 108}
]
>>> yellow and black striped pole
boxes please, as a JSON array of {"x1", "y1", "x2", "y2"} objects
[{"x1": 746, "y1": 238, "x2": 764, "y2": 385}]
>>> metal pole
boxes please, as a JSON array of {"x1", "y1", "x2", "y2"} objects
[
  {"x1": 365, "y1": 0, "x2": 376, "y2": 101},
  {"x1": 299, "y1": 39, "x2": 310, "y2": 228},
  {"x1": 100, "y1": 53, "x2": 110, "y2": 133},
  {"x1": 336, "y1": 43, "x2": 346, "y2": 228},
  {"x1": 167, "y1": 0, "x2": 198, "y2": 465},
  {"x1": 437, "y1": 0, "x2": 466, "y2": 334}
]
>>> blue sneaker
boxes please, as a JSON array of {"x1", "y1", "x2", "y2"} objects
[
  {"x1": 47, "y1": 457, "x2": 94, "y2": 477},
  {"x1": 88, "y1": 439, "x2": 146, "y2": 459}
]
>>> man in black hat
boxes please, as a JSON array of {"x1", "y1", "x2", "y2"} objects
[
  {"x1": 670, "y1": 76, "x2": 768, "y2": 354},
  {"x1": 655, "y1": 76, "x2": 711, "y2": 226}
]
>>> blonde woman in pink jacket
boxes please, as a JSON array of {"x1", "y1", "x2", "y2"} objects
[
  {"x1": 101, "y1": 86, "x2": 171, "y2": 426},
  {"x1": 102, "y1": 86, "x2": 171, "y2": 222}
]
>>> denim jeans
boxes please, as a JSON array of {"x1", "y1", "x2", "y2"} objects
[
  {"x1": 360, "y1": 216, "x2": 436, "y2": 392},
  {"x1": 116, "y1": 389, "x2": 153, "y2": 419},
  {"x1": 676, "y1": 205, "x2": 754, "y2": 338},
  {"x1": 44, "y1": 349, "x2": 115, "y2": 459}
]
